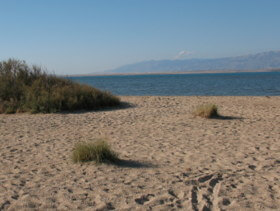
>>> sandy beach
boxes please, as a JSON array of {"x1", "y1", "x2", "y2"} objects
[{"x1": 0, "y1": 96, "x2": 279, "y2": 210}]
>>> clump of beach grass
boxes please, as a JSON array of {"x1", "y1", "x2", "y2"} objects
[
  {"x1": 0, "y1": 59, "x2": 120, "y2": 114},
  {"x1": 72, "y1": 139, "x2": 119, "y2": 164},
  {"x1": 193, "y1": 104, "x2": 219, "y2": 118}
]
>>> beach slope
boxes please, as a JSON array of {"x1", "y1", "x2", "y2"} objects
[{"x1": 1, "y1": 96, "x2": 280, "y2": 210}]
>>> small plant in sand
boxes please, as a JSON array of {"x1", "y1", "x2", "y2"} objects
[
  {"x1": 193, "y1": 104, "x2": 219, "y2": 118},
  {"x1": 72, "y1": 139, "x2": 119, "y2": 164}
]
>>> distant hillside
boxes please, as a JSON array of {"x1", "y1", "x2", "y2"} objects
[{"x1": 106, "y1": 51, "x2": 280, "y2": 74}]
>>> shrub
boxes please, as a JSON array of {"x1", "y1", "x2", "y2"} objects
[
  {"x1": 0, "y1": 59, "x2": 120, "y2": 113},
  {"x1": 72, "y1": 139, "x2": 119, "y2": 164},
  {"x1": 193, "y1": 104, "x2": 219, "y2": 118}
]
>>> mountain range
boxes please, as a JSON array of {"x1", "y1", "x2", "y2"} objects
[{"x1": 105, "y1": 51, "x2": 280, "y2": 74}]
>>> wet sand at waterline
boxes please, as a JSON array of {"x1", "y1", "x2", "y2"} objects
[{"x1": 1, "y1": 96, "x2": 280, "y2": 210}]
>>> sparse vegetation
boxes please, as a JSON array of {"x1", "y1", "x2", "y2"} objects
[
  {"x1": 193, "y1": 104, "x2": 219, "y2": 118},
  {"x1": 0, "y1": 59, "x2": 120, "y2": 113},
  {"x1": 72, "y1": 139, "x2": 119, "y2": 163}
]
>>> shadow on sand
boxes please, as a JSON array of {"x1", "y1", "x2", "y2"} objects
[
  {"x1": 211, "y1": 115, "x2": 244, "y2": 120},
  {"x1": 102, "y1": 101, "x2": 136, "y2": 112},
  {"x1": 59, "y1": 101, "x2": 136, "y2": 115},
  {"x1": 113, "y1": 159, "x2": 155, "y2": 169}
]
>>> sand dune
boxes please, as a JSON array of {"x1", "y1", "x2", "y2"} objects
[{"x1": 0, "y1": 96, "x2": 280, "y2": 210}]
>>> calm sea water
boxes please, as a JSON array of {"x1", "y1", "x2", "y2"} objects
[{"x1": 68, "y1": 72, "x2": 280, "y2": 96}]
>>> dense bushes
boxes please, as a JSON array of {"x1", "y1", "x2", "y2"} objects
[{"x1": 0, "y1": 59, "x2": 120, "y2": 113}]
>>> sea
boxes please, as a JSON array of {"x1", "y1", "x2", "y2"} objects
[{"x1": 68, "y1": 72, "x2": 280, "y2": 96}]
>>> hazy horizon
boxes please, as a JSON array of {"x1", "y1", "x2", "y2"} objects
[{"x1": 1, "y1": 0, "x2": 280, "y2": 74}]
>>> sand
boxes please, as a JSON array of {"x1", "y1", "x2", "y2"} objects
[{"x1": 0, "y1": 96, "x2": 280, "y2": 210}]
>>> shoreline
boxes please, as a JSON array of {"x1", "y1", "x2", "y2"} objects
[{"x1": 64, "y1": 69, "x2": 280, "y2": 77}]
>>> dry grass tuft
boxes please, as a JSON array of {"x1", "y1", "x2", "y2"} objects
[
  {"x1": 72, "y1": 139, "x2": 119, "y2": 164},
  {"x1": 193, "y1": 104, "x2": 219, "y2": 118}
]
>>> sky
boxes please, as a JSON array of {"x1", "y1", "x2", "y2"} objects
[{"x1": 0, "y1": 0, "x2": 280, "y2": 75}]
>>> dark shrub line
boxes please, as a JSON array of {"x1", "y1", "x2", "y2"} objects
[{"x1": 0, "y1": 59, "x2": 120, "y2": 113}]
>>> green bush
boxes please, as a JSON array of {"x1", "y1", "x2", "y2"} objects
[
  {"x1": 0, "y1": 59, "x2": 120, "y2": 113},
  {"x1": 193, "y1": 104, "x2": 219, "y2": 118},
  {"x1": 72, "y1": 139, "x2": 119, "y2": 164}
]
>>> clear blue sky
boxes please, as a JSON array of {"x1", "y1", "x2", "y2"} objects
[{"x1": 1, "y1": 0, "x2": 280, "y2": 74}]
